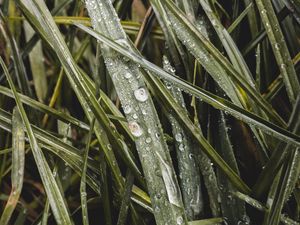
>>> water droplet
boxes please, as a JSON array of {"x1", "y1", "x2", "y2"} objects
[
  {"x1": 124, "y1": 72, "x2": 132, "y2": 79},
  {"x1": 156, "y1": 193, "x2": 161, "y2": 199},
  {"x1": 242, "y1": 215, "x2": 250, "y2": 224},
  {"x1": 280, "y1": 64, "x2": 287, "y2": 69},
  {"x1": 175, "y1": 133, "x2": 183, "y2": 142},
  {"x1": 165, "y1": 82, "x2": 172, "y2": 89},
  {"x1": 261, "y1": 9, "x2": 267, "y2": 14},
  {"x1": 128, "y1": 121, "x2": 143, "y2": 137},
  {"x1": 145, "y1": 137, "x2": 152, "y2": 143},
  {"x1": 155, "y1": 133, "x2": 161, "y2": 139},
  {"x1": 179, "y1": 143, "x2": 185, "y2": 152},
  {"x1": 123, "y1": 105, "x2": 132, "y2": 114},
  {"x1": 134, "y1": 88, "x2": 148, "y2": 102},
  {"x1": 107, "y1": 144, "x2": 112, "y2": 150},
  {"x1": 176, "y1": 216, "x2": 183, "y2": 225},
  {"x1": 133, "y1": 113, "x2": 138, "y2": 119}
]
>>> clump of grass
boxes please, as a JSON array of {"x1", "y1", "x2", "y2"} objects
[{"x1": 0, "y1": 0, "x2": 299, "y2": 225}]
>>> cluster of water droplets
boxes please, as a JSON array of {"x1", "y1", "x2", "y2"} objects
[
  {"x1": 85, "y1": 1, "x2": 191, "y2": 223},
  {"x1": 162, "y1": 55, "x2": 204, "y2": 218}
]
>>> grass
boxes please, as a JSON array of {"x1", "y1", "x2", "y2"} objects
[{"x1": 0, "y1": 0, "x2": 299, "y2": 224}]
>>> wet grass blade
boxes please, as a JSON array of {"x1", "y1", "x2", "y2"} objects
[
  {"x1": 74, "y1": 23, "x2": 300, "y2": 148},
  {"x1": 0, "y1": 11, "x2": 33, "y2": 97},
  {"x1": 255, "y1": 0, "x2": 300, "y2": 105},
  {"x1": 0, "y1": 57, "x2": 73, "y2": 224},
  {"x1": 0, "y1": 107, "x2": 25, "y2": 225},
  {"x1": 163, "y1": 56, "x2": 204, "y2": 219},
  {"x1": 23, "y1": 20, "x2": 47, "y2": 103},
  {"x1": 188, "y1": 218, "x2": 223, "y2": 225},
  {"x1": 162, "y1": 0, "x2": 285, "y2": 126},
  {"x1": 117, "y1": 171, "x2": 135, "y2": 225},
  {"x1": 80, "y1": 119, "x2": 94, "y2": 225},
  {"x1": 85, "y1": 0, "x2": 188, "y2": 224},
  {"x1": 17, "y1": 0, "x2": 143, "y2": 190}
]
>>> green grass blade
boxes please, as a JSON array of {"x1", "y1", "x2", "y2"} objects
[
  {"x1": 0, "y1": 57, "x2": 73, "y2": 224},
  {"x1": 143, "y1": 71, "x2": 250, "y2": 194},
  {"x1": 0, "y1": 85, "x2": 90, "y2": 130},
  {"x1": 74, "y1": 23, "x2": 300, "y2": 148},
  {"x1": 17, "y1": 0, "x2": 143, "y2": 189},
  {"x1": 227, "y1": 2, "x2": 254, "y2": 34},
  {"x1": 215, "y1": 111, "x2": 247, "y2": 224},
  {"x1": 80, "y1": 119, "x2": 94, "y2": 225},
  {"x1": 0, "y1": 12, "x2": 32, "y2": 97},
  {"x1": 0, "y1": 107, "x2": 100, "y2": 194},
  {"x1": 163, "y1": 0, "x2": 285, "y2": 126},
  {"x1": 85, "y1": 0, "x2": 188, "y2": 224},
  {"x1": 163, "y1": 56, "x2": 204, "y2": 219},
  {"x1": 253, "y1": 94, "x2": 300, "y2": 198},
  {"x1": 0, "y1": 107, "x2": 25, "y2": 225},
  {"x1": 117, "y1": 171, "x2": 135, "y2": 225},
  {"x1": 188, "y1": 218, "x2": 223, "y2": 225},
  {"x1": 23, "y1": 21, "x2": 47, "y2": 103},
  {"x1": 255, "y1": 0, "x2": 300, "y2": 104}
]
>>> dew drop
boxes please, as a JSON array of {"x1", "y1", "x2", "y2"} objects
[
  {"x1": 179, "y1": 143, "x2": 185, "y2": 152},
  {"x1": 175, "y1": 133, "x2": 183, "y2": 142},
  {"x1": 134, "y1": 88, "x2": 148, "y2": 102},
  {"x1": 176, "y1": 216, "x2": 183, "y2": 225},
  {"x1": 128, "y1": 121, "x2": 143, "y2": 137},
  {"x1": 145, "y1": 137, "x2": 152, "y2": 144},
  {"x1": 165, "y1": 82, "x2": 172, "y2": 89},
  {"x1": 280, "y1": 64, "x2": 287, "y2": 69},
  {"x1": 123, "y1": 105, "x2": 132, "y2": 114},
  {"x1": 124, "y1": 72, "x2": 132, "y2": 79}
]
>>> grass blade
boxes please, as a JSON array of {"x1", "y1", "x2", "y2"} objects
[
  {"x1": 0, "y1": 57, "x2": 73, "y2": 224},
  {"x1": 74, "y1": 23, "x2": 300, "y2": 148},
  {"x1": 85, "y1": 0, "x2": 188, "y2": 224},
  {"x1": 0, "y1": 107, "x2": 25, "y2": 225},
  {"x1": 163, "y1": 56, "x2": 204, "y2": 219},
  {"x1": 255, "y1": 0, "x2": 300, "y2": 104}
]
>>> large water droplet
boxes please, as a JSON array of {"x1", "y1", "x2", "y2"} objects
[
  {"x1": 176, "y1": 216, "x2": 183, "y2": 225},
  {"x1": 175, "y1": 133, "x2": 183, "y2": 142},
  {"x1": 274, "y1": 43, "x2": 280, "y2": 50},
  {"x1": 134, "y1": 88, "x2": 148, "y2": 102},
  {"x1": 128, "y1": 121, "x2": 143, "y2": 137}
]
